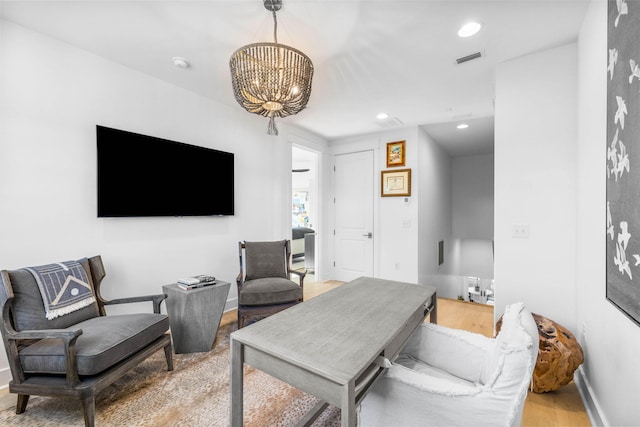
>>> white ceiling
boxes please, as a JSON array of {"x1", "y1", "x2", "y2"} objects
[{"x1": 0, "y1": 0, "x2": 589, "y2": 156}]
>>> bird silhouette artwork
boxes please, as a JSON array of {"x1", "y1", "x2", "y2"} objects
[
  {"x1": 615, "y1": 0, "x2": 628, "y2": 27},
  {"x1": 629, "y1": 59, "x2": 640, "y2": 84},
  {"x1": 609, "y1": 48, "x2": 618, "y2": 80},
  {"x1": 607, "y1": 128, "x2": 630, "y2": 181},
  {"x1": 607, "y1": 0, "x2": 640, "y2": 324},
  {"x1": 607, "y1": 202, "x2": 615, "y2": 240},
  {"x1": 614, "y1": 221, "x2": 634, "y2": 280},
  {"x1": 614, "y1": 96, "x2": 628, "y2": 129},
  {"x1": 607, "y1": 129, "x2": 619, "y2": 179},
  {"x1": 616, "y1": 139, "x2": 630, "y2": 180}
]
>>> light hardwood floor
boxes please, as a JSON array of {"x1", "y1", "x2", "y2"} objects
[{"x1": 223, "y1": 280, "x2": 591, "y2": 427}]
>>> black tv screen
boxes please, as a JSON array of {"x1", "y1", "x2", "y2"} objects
[{"x1": 97, "y1": 125, "x2": 234, "y2": 217}]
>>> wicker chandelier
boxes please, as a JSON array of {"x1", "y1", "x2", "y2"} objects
[{"x1": 229, "y1": 0, "x2": 314, "y2": 136}]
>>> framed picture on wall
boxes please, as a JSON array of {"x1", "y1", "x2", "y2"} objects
[
  {"x1": 381, "y1": 168, "x2": 411, "y2": 197},
  {"x1": 386, "y1": 140, "x2": 406, "y2": 167},
  {"x1": 606, "y1": 0, "x2": 640, "y2": 326}
]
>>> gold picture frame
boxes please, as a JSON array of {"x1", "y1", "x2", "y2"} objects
[
  {"x1": 386, "y1": 140, "x2": 406, "y2": 167},
  {"x1": 381, "y1": 168, "x2": 411, "y2": 197}
]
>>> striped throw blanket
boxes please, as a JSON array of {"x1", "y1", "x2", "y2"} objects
[{"x1": 24, "y1": 260, "x2": 96, "y2": 320}]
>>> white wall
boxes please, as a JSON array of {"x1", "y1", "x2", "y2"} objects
[
  {"x1": 327, "y1": 126, "x2": 454, "y2": 288},
  {"x1": 450, "y1": 154, "x2": 494, "y2": 290},
  {"x1": 576, "y1": 1, "x2": 639, "y2": 425},
  {"x1": 377, "y1": 130, "x2": 420, "y2": 283},
  {"x1": 420, "y1": 149, "x2": 493, "y2": 299},
  {"x1": 329, "y1": 128, "x2": 421, "y2": 283},
  {"x1": 455, "y1": 239, "x2": 494, "y2": 279},
  {"x1": 327, "y1": 127, "x2": 483, "y2": 299},
  {"x1": 0, "y1": 20, "x2": 296, "y2": 388},
  {"x1": 417, "y1": 127, "x2": 455, "y2": 297},
  {"x1": 494, "y1": 43, "x2": 578, "y2": 331},
  {"x1": 452, "y1": 154, "x2": 494, "y2": 239}
]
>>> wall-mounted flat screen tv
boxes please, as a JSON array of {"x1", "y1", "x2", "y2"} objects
[{"x1": 97, "y1": 125, "x2": 234, "y2": 217}]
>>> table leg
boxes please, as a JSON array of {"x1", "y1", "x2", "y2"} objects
[
  {"x1": 230, "y1": 339, "x2": 244, "y2": 427},
  {"x1": 430, "y1": 291, "x2": 438, "y2": 324},
  {"x1": 341, "y1": 381, "x2": 356, "y2": 426},
  {"x1": 296, "y1": 401, "x2": 329, "y2": 427}
]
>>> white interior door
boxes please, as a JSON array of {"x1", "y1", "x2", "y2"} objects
[{"x1": 334, "y1": 151, "x2": 374, "y2": 281}]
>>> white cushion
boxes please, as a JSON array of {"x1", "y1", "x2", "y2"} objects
[
  {"x1": 394, "y1": 353, "x2": 476, "y2": 389},
  {"x1": 402, "y1": 322, "x2": 492, "y2": 384},
  {"x1": 481, "y1": 302, "x2": 537, "y2": 386}
]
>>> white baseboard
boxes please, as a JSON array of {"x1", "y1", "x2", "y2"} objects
[
  {"x1": 224, "y1": 297, "x2": 238, "y2": 312},
  {"x1": 574, "y1": 366, "x2": 607, "y2": 427}
]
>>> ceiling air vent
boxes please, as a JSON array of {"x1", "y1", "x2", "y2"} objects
[{"x1": 456, "y1": 51, "x2": 483, "y2": 65}]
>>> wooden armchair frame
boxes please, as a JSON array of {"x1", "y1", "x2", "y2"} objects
[{"x1": 0, "y1": 255, "x2": 173, "y2": 427}]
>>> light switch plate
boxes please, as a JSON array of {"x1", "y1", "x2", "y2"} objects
[{"x1": 512, "y1": 224, "x2": 529, "y2": 238}]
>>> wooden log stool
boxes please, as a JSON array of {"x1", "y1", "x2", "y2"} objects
[{"x1": 497, "y1": 312, "x2": 584, "y2": 393}]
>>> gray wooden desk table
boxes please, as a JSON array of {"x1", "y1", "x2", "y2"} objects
[{"x1": 230, "y1": 276, "x2": 437, "y2": 426}]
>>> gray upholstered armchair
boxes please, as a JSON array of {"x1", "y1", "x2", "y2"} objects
[
  {"x1": 0, "y1": 255, "x2": 173, "y2": 427},
  {"x1": 236, "y1": 240, "x2": 305, "y2": 328}
]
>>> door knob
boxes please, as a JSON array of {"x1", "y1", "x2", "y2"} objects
[{"x1": 362, "y1": 232, "x2": 373, "y2": 238}]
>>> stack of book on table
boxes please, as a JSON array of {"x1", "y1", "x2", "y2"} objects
[{"x1": 177, "y1": 275, "x2": 216, "y2": 290}]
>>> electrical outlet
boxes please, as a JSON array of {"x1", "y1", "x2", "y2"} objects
[{"x1": 512, "y1": 224, "x2": 529, "y2": 238}]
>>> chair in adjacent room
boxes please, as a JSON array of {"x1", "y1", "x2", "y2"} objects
[
  {"x1": 359, "y1": 302, "x2": 539, "y2": 427},
  {"x1": 236, "y1": 240, "x2": 306, "y2": 328},
  {"x1": 0, "y1": 255, "x2": 173, "y2": 427}
]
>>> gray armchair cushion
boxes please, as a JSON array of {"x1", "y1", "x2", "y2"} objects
[
  {"x1": 19, "y1": 313, "x2": 169, "y2": 376},
  {"x1": 244, "y1": 241, "x2": 288, "y2": 280},
  {"x1": 292, "y1": 227, "x2": 314, "y2": 240},
  {"x1": 8, "y1": 259, "x2": 100, "y2": 331},
  {"x1": 238, "y1": 278, "x2": 302, "y2": 306}
]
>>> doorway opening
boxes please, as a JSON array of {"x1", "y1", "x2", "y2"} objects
[{"x1": 292, "y1": 146, "x2": 319, "y2": 281}]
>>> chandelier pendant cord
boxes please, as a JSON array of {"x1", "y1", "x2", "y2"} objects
[
  {"x1": 272, "y1": 9, "x2": 278, "y2": 44},
  {"x1": 269, "y1": 6, "x2": 279, "y2": 135}
]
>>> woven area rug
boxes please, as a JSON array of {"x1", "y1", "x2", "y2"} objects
[{"x1": 0, "y1": 322, "x2": 341, "y2": 426}]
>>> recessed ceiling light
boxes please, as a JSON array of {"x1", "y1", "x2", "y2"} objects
[
  {"x1": 458, "y1": 22, "x2": 482, "y2": 38},
  {"x1": 172, "y1": 56, "x2": 190, "y2": 69},
  {"x1": 376, "y1": 112, "x2": 389, "y2": 120},
  {"x1": 457, "y1": 123, "x2": 469, "y2": 129}
]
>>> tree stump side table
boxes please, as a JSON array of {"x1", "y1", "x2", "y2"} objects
[
  {"x1": 162, "y1": 281, "x2": 230, "y2": 354},
  {"x1": 496, "y1": 311, "x2": 584, "y2": 393}
]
